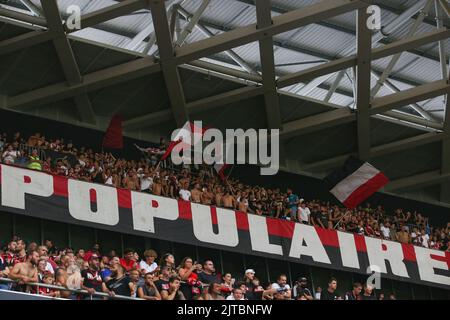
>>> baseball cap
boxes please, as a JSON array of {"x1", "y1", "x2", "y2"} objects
[
  {"x1": 245, "y1": 269, "x2": 255, "y2": 274},
  {"x1": 298, "y1": 277, "x2": 307, "y2": 282}
]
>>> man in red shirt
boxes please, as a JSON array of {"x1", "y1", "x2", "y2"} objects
[{"x1": 120, "y1": 248, "x2": 137, "y2": 271}]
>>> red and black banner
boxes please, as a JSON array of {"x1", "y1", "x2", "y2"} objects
[{"x1": 0, "y1": 164, "x2": 448, "y2": 290}]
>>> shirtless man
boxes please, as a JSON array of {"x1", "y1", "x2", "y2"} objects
[
  {"x1": 191, "y1": 184, "x2": 203, "y2": 203},
  {"x1": 222, "y1": 191, "x2": 236, "y2": 209},
  {"x1": 201, "y1": 186, "x2": 214, "y2": 205},
  {"x1": 123, "y1": 171, "x2": 140, "y2": 191},
  {"x1": 214, "y1": 186, "x2": 223, "y2": 207},
  {"x1": 8, "y1": 250, "x2": 39, "y2": 292},
  {"x1": 238, "y1": 195, "x2": 249, "y2": 213},
  {"x1": 152, "y1": 177, "x2": 163, "y2": 196}
]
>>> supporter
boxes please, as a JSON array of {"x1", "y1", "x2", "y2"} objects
[
  {"x1": 179, "y1": 181, "x2": 192, "y2": 201},
  {"x1": 241, "y1": 269, "x2": 258, "y2": 300},
  {"x1": 320, "y1": 277, "x2": 341, "y2": 300},
  {"x1": 315, "y1": 286, "x2": 322, "y2": 300},
  {"x1": 139, "y1": 249, "x2": 158, "y2": 274},
  {"x1": 8, "y1": 250, "x2": 39, "y2": 292},
  {"x1": 159, "y1": 253, "x2": 175, "y2": 270},
  {"x1": 293, "y1": 277, "x2": 313, "y2": 300},
  {"x1": 271, "y1": 274, "x2": 291, "y2": 300},
  {"x1": 220, "y1": 272, "x2": 233, "y2": 297},
  {"x1": 178, "y1": 257, "x2": 201, "y2": 300},
  {"x1": 103, "y1": 263, "x2": 132, "y2": 297},
  {"x1": 160, "y1": 276, "x2": 185, "y2": 300},
  {"x1": 397, "y1": 226, "x2": 411, "y2": 244},
  {"x1": 137, "y1": 272, "x2": 161, "y2": 300},
  {"x1": 344, "y1": 282, "x2": 362, "y2": 300},
  {"x1": 0, "y1": 255, "x2": 10, "y2": 290},
  {"x1": 203, "y1": 281, "x2": 225, "y2": 300},
  {"x1": 38, "y1": 273, "x2": 60, "y2": 298},
  {"x1": 120, "y1": 248, "x2": 138, "y2": 271},
  {"x1": 226, "y1": 286, "x2": 245, "y2": 300},
  {"x1": 3, "y1": 240, "x2": 16, "y2": 265},
  {"x1": 360, "y1": 284, "x2": 376, "y2": 300},
  {"x1": 286, "y1": 189, "x2": 299, "y2": 221},
  {"x1": 197, "y1": 259, "x2": 220, "y2": 285},
  {"x1": 2, "y1": 144, "x2": 20, "y2": 164},
  {"x1": 36, "y1": 259, "x2": 47, "y2": 283},
  {"x1": 128, "y1": 268, "x2": 141, "y2": 298},
  {"x1": 12, "y1": 239, "x2": 27, "y2": 266},
  {"x1": 81, "y1": 253, "x2": 103, "y2": 300},
  {"x1": 154, "y1": 265, "x2": 171, "y2": 292},
  {"x1": 298, "y1": 201, "x2": 311, "y2": 224}
]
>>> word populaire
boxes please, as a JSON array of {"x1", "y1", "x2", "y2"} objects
[{"x1": 169, "y1": 121, "x2": 280, "y2": 176}]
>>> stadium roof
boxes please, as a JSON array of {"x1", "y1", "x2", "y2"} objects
[{"x1": 0, "y1": 0, "x2": 450, "y2": 206}]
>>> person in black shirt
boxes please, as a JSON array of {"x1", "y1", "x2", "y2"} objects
[
  {"x1": 161, "y1": 276, "x2": 186, "y2": 300},
  {"x1": 360, "y1": 284, "x2": 376, "y2": 300},
  {"x1": 240, "y1": 269, "x2": 259, "y2": 300},
  {"x1": 320, "y1": 277, "x2": 341, "y2": 300},
  {"x1": 102, "y1": 263, "x2": 132, "y2": 298},
  {"x1": 293, "y1": 277, "x2": 313, "y2": 300},
  {"x1": 344, "y1": 282, "x2": 362, "y2": 300},
  {"x1": 81, "y1": 253, "x2": 103, "y2": 299},
  {"x1": 197, "y1": 260, "x2": 220, "y2": 285},
  {"x1": 154, "y1": 265, "x2": 171, "y2": 292}
]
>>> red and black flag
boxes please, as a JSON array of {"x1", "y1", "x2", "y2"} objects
[
  {"x1": 102, "y1": 115, "x2": 123, "y2": 149},
  {"x1": 324, "y1": 156, "x2": 389, "y2": 209}
]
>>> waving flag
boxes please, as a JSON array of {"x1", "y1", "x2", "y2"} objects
[
  {"x1": 324, "y1": 156, "x2": 389, "y2": 209},
  {"x1": 102, "y1": 115, "x2": 123, "y2": 149}
]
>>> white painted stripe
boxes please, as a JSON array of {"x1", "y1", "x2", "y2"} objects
[{"x1": 330, "y1": 162, "x2": 380, "y2": 202}]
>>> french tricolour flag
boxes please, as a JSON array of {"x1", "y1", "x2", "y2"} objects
[{"x1": 324, "y1": 157, "x2": 389, "y2": 209}]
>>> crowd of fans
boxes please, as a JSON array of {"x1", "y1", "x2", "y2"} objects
[
  {"x1": 0, "y1": 237, "x2": 396, "y2": 300},
  {"x1": 0, "y1": 131, "x2": 449, "y2": 253}
]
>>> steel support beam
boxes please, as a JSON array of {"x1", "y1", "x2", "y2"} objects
[
  {"x1": 440, "y1": 48, "x2": 450, "y2": 202},
  {"x1": 278, "y1": 28, "x2": 450, "y2": 89},
  {"x1": 7, "y1": 58, "x2": 160, "y2": 109},
  {"x1": 324, "y1": 70, "x2": 345, "y2": 102},
  {"x1": 40, "y1": 0, "x2": 96, "y2": 125},
  {"x1": 78, "y1": 0, "x2": 149, "y2": 31},
  {"x1": 281, "y1": 80, "x2": 450, "y2": 140},
  {"x1": 20, "y1": 0, "x2": 44, "y2": 17},
  {"x1": 0, "y1": 6, "x2": 47, "y2": 26},
  {"x1": 302, "y1": 132, "x2": 444, "y2": 171},
  {"x1": 174, "y1": 0, "x2": 367, "y2": 64},
  {"x1": 174, "y1": 0, "x2": 210, "y2": 47},
  {"x1": 149, "y1": 0, "x2": 189, "y2": 127},
  {"x1": 281, "y1": 108, "x2": 356, "y2": 140},
  {"x1": 355, "y1": 7, "x2": 372, "y2": 161},
  {"x1": 295, "y1": 0, "x2": 429, "y2": 98},
  {"x1": 177, "y1": 6, "x2": 258, "y2": 75},
  {"x1": 256, "y1": 0, "x2": 282, "y2": 129},
  {"x1": 0, "y1": 29, "x2": 54, "y2": 55},
  {"x1": 124, "y1": 85, "x2": 265, "y2": 129},
  {"x1": 384, "y1": 170, "x2": 450, "y2": 192},
  {"x1": 370, "y1": 79, "x2": 450, "y2": 115}
]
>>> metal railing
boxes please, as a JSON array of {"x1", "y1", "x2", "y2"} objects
[{"x1": 0, "y1": 277, "x2": 144, "y2": 300}]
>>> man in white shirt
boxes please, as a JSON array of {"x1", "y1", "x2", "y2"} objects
[
  {"x1": 270, "y1": 274, "x2": 291, "y2": 300},
  {"x1": 139, "y1": 249, "x2": 158, "y2": 274},
  {"x1": 2, "y1": 145, "x2": 20, "y2": 164},
  {"x1": 179, "y1": 182, "x2": 191, "y2": 201},
  {"x1": 138, "y1": 168, "x2": 153, "y2": 193},
  {"x1": 226, "y1": 287, "x2": 246, "y2": 300},
  {"x1": 380, "y1": 222, "x2": 391, "y2": 239},
  {"x1": 297, "y1": 201, "x2": 311, "y2": 224}
]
